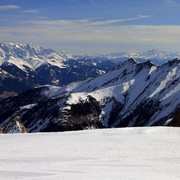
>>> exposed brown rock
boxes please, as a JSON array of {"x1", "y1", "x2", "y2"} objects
[
  {"x1": 0, "y1": 126, "x2": 5, "y2": 134},
  {"x1": 13, "y1": 116, "x2": 29, "y2": 133}
]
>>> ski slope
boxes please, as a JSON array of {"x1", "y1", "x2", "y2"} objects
[{"x1": 0, "y1": 127, "x2": 180, "y2": 180}]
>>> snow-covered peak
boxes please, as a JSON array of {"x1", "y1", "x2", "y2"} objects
[
  {"x1": 0, "y1": 43, "x2": 52, "y2": 58},
  {"x1": 41, "y1": 58, "x2": 179, "y2": 128},
  {"x1": 0, "y1": 43, "x2": 72, "y2": 70}
]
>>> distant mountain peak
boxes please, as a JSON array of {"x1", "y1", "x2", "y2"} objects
[
  {"x1": 77, "y1": 49, "x2": 180, "y2": 64},
  {"x1": 166, "y1": 58, "x2": 180, "y2": 66},
  {"x1": 126, "y1": 58, "x2": 138, "y2": 64},
  {"x1": 0, "y1": 42, "x2": 72, "y2": 70}
]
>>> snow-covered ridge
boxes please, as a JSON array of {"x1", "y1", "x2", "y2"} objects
[
  {"x1": 41, "y1": 58, "x2": 179, "y2": 128},
  {"x1": 0, "y1": 43, "x2": 72, "y2": 70}
]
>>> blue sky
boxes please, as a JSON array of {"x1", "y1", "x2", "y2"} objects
[{"x1": 0, "y1": 0, "x2": 180, "y2": 54}]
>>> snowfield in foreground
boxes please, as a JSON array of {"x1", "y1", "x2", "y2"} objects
[{"x1": 0, "y1": 127, "x2": 180, "y2": 180}]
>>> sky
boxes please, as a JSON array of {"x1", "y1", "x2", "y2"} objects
[{"x1": 0, "y1": 0, "x2": 180, "y2": 54}]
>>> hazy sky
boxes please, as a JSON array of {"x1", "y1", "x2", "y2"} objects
[{"x1": 0, "y1": 0, "x2": 180, "y2": 54}]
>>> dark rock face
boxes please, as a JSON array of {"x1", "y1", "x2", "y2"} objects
[
  {"x1": 117, "y1": 99, "x2": 161, "y2": 127},
  {"x1": 43, "y1": 96, "x2": 103, "y2": 132},
  {"x1": 105, "y1": 98, "x2": 123, "y2": 127},
  {"x1": 0, "y1": 87, "x2": 47, "y2": 124},
  {"x1": 167, "y1": 106, "x2": 180, "y2": 127},
  {"x1": 0, "y1": 90, "x2": 104, "y2": 133}
]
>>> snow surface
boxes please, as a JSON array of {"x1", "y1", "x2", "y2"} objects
[{"x1": 0, "y1": 127, "x2": 180, "y2": 180}]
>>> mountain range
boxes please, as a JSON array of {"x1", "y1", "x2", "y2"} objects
[
  {"x1": 0, "y1": 43, "x2": 118, "y2": 97},
  {"x1": 1, "y1": 43, "x2": 179, "y2": 99},
  {"x1": 75, "y1": 49, "x2": 180, "y2": 63},
  {"x1": 0, "y1": 57, "x2": 179, "y2": 133}
]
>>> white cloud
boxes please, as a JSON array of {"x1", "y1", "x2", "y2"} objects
[
  {"x1": 1, "y1": 17, "x2": 180, "y2": 54},
  {"x1": 23, "y1": 10, "x2": 39, "y2": 13},
  {"x1": 0, "y1": 5, "x2": 20, "y2": 10},
  {"x1": 26, "y1": 15, "x2": 152, "y2": 27},
  {"x1": 87, "y1": 15, "x2": 152, "y2": 25}
]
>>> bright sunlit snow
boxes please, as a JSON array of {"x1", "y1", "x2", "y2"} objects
[{"x1": 0, "y1": 127, "x2": 180, "y2": 180}]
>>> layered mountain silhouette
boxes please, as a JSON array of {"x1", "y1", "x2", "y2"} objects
[{"x1": 0, "y1": 43, "x2": 118, "y2": 97}]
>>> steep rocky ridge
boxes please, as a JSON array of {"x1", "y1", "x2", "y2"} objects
[{"x1": 0, "y1": 58, "x2": 179, "y2": 133}]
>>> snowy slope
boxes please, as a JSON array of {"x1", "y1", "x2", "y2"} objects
[
  {"x1": 0, "y1": 127, "x2": 180, "y2": 180},
  {"x1": 0, "y1": 43, "x2": 71, "y2": 70},
  {"x1": 0, "y1": 58, "x2": 179, "y2": 132},
  {"x1": 40, "y1": 58, "x2": 180, "y2": 128}
]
